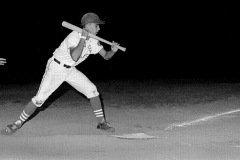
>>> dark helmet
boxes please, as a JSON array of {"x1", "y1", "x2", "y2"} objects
[{"x1": 81, "y1": 12, "x2": 105, "y2": 26}]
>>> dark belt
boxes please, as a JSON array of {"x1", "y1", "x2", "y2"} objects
[{"x1": 54, "y1": 58, "x2": 71, "y2": 68}]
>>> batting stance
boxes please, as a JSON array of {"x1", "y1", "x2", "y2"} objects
[{"x1": 2, "y1": 13, "x2": 119, "y2": 135}]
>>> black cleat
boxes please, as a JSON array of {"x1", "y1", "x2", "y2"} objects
[
  {"x1": 1, "y1": 123, "x2": 22, "y2": 136},
  {"x1": 97, "y1": 122, "x2": 115, "y2": 132}
]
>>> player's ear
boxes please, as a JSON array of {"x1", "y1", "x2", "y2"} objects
[{"x1": 84, "y1": 23, "x2": 89, "y2": 29}]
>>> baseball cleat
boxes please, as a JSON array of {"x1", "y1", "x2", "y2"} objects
[
  {"x1": 97, "y1": 122, "x2": 115, "y2": 132},
  {"x1": 1, "y1": 123, "x2": 21, "y2": 136}
]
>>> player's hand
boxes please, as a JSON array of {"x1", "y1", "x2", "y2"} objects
[
  {"x1": 111, "y1": 41, "x2": 119, "y2": 53},
  {"x1": 81, "y1": 29, "x2": 89, "y2": 39}
]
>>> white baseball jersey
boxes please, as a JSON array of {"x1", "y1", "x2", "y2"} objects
[
  {"x1": 32, "y1": 31, "x2": 103, "y2": 107},
  {"x1": 54, "y1": 31, "x2": 103, "y2": 67}
]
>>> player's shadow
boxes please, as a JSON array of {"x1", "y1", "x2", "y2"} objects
[
  {"x1": 26, "y1": 82, "x2": 76, "y2": 122},
  {"x1": 26, "y1": 82, "x2": 106, "y2": 122}
]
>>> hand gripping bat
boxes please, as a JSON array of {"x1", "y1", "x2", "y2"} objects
[{"x1": 62, "y1": 21, "x2": 126, "y2": 52}]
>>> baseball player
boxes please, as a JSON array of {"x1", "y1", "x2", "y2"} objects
[
  {"x1": 2, "y1": 13, "x2": 119, "y2": 135},
  {"x1": 0, "y1": 58, "x2": 7, "y2": 65}
]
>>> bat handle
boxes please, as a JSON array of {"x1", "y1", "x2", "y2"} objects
[
  {"x1": 115, "y1": 45, "x2": 126, "y2": 52},
  {"x1": 88, "y1": 31, "x2": 126, "y2": 52}
]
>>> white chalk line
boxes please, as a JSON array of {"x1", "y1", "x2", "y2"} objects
[
  {"x1": 113, "y1": 108, "x2": 240, "y2": 139},
  {"x1": 164, "y1": 108, "x2": 240, "y2": 131}
]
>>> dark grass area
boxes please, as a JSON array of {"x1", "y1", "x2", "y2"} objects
[
  {"x1": 1, "y1": 78, "x2": 240, "y2": 109},
  {"x1": 96, "y1": 79, "x2": 240, "y2": 107}
]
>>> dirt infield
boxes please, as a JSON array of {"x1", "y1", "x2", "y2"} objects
[{"x1": 0, "y1": 80, "x2": 240, "y2": 160}]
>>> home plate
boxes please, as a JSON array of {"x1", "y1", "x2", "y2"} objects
[{"x1": 111, "y1": 133, "x2": 158, "y2": 140}]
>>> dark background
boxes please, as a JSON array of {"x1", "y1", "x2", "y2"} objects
[{"x1": 0, "y1": 2, "x2": 238, "y2": 84}]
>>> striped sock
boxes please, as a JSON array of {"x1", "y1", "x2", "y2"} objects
[
  {"x1": 94, "y1": 109, "x2": 104, "y2": 123},
  {"x1": 18, "y1": 110, "x2": 30, "y2": 124}
]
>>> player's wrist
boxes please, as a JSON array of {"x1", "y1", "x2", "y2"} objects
[
  {"x1": 81, "y1": 36, "x2": 86, "y2": 39},
  {"x1": 111, "y1": 48, "x2": 117, "y2": 53},
  {"x1": 109, "y1": 50, "x2": 116, "y2": 55}
]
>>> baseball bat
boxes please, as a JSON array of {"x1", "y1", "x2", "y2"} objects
[{"x1": 62, "y1": 21, "x2": 126, "y2": 52}]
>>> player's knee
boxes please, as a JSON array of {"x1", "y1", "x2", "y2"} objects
[
  {"x1": 86, "y1": 85, "x2": 99, "y2": 98},
  {"x1": 31, "y1": 98, "x2": 44, "y2": 107}
]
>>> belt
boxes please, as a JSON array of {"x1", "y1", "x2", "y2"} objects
[{"x1": 53, "y1": 58, "x2": 71, "y2": 68}]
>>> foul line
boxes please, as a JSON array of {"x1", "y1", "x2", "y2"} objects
[
  {"x1": 113, "y1": 109, "x2": 240, "y2": 139},
  {"x1": 164, "y1": 108, "x2": 240, "y2": 131}
]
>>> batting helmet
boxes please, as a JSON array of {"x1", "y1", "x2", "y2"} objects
[{"x1": 81, "y1": 13, "x2": 105, "y2": 26}]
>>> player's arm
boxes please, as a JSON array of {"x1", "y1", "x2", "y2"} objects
[
  {"x1": 99, "y1": 42, "x2": 119, "y2": 60},
  {"x1": 70, "y1": 29, "x2": 89, "y2": 62}
]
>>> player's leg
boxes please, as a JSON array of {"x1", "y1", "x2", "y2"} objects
[
  {"x1": 2, "y1": 100, "x2": 37, "y2": 135},
  {"x1": 89, "y1": 96, "x2": 115, "y2": 132},
  {"x1": 66, "y1": 68, "x2": 115, "y2": 132},
  {"x1": 2, "y1": 59, "x2": 66, "y2": 135},
  {"x1": 90, "y1": 96, "x2": 105, "y2": 123},
  {"x1": 66, "y1": 68, "x2": 103, "y2": 123}
]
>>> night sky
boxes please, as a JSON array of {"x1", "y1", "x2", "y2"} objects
[{"x1": 0, "y1": 2, "x2": 238, "y2": 84}]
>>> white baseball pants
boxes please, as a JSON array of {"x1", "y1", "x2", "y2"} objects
[{"x1": 32, "y1": 57, "x2": 99, "y2": 107}]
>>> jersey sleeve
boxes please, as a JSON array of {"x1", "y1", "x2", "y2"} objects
[{"x1": 66, "y1": 31, "x2": 80, "y2": 48}]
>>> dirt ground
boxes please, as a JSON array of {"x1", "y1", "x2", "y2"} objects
[{"x1": 0, "y1": 79, "x2": 240, "y2": 160}]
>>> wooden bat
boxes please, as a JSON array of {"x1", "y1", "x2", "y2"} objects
[{"x1": 62, "y1": 21, "x2": 126, "y2": 52}]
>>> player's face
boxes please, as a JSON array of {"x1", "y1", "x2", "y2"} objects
[{"x1": 86, "y1": 23, "x2": 100, "y2": 35}]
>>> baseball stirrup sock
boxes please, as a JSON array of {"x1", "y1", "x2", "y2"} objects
[
  {"x1": 19, "y1": 110, "x2": 30, "y2": 122},
  {"x1": 94, "y1": 109, "x2": 104, "y2": 118},
  {"x1": 90, "y1": 96, "x2": 105, "y2": 123}
]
